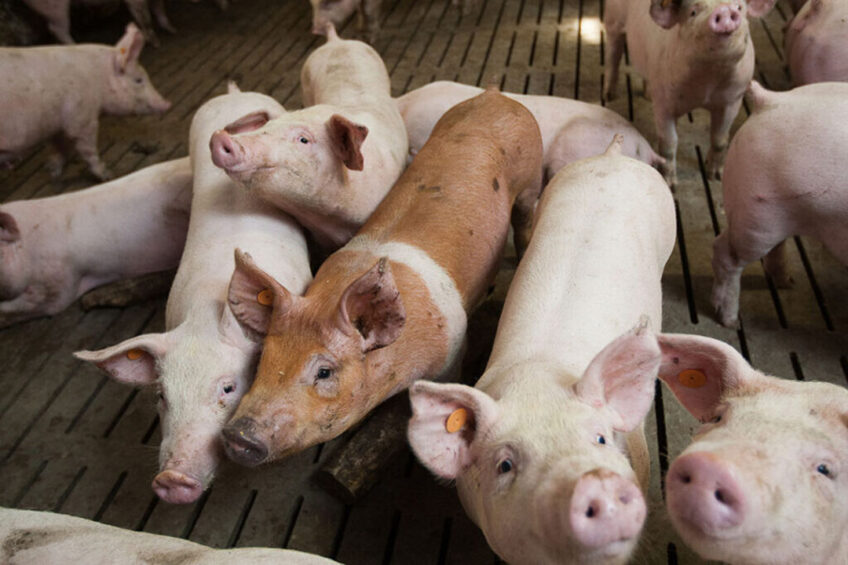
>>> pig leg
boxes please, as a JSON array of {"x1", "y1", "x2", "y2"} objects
[
  {"x1": 705, "y1": 101, "x2": 741, "y2": 180},
  {"x1": 124, "y1": 0, "x2": 160, "y2": 47},
  {"x1": 151, "y1": 0, "x2": 176, "y2": 33},
  {"x1": 603, "y1": 29, "x2": 625, "y2": 101},
  {"x1": 654, "y1": 111, "x2": 679, "y2": 187},
  {"x1": 361, "y1": 0, "x2": 381, "y2": 43},
  {"x1": 65, "y1": 120, "x2": 111, "y2": 181},
  {"x1": 762, "y1": 239, "x2": 794, "y2": 288},
  {"x1": 712, "y1": 224, "x2": 786, "y2": 327},
  {"x1": 45, "y1": 135, "x2": 74, "y2": 179}
]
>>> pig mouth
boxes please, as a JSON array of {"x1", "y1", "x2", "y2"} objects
[{"x1": 670, "y1": 510, "x2": 743, "y2": 542}]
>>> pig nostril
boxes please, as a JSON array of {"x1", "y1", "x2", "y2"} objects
[
  {"x1": 715, "y1": 489, "x2": 727, "y2": 504},
  {"x1": 680, "y1": 473, "x2": 691, "y2": 484},
  {"x1": 585, "y1": 503, "x2": 597, "y2": 518}
]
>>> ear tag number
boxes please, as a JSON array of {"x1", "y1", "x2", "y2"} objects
[
  {"x1": 678, "y1": 369, "x2": 707, "y2": 388},
  {"x1": 446, "y1": 408, "x2": 467, "y2": 433},
  {"x1": 126, "y1": 349, "x2": 144, "y2": 361},
  {"x1": 257, "y1": 289, "x2": 273, "y2": 306}
]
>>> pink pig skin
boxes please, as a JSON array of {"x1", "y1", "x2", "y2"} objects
[
  {"x1": 75, "y1": 87, "x2": 312, "y2": 504},
  {"x1": 407, "y1": 138, "x2": 676, "y2": 565},
  {"x1": 658, "y1": 333, "x2": 848, "y2": 565},
  {"x1": 0, "y1": 157, "x2": 191, "y2": 329},
  {"x1": 396, "y1": 81, "x2": 664, "y2": 181},
  {"x1": 711, "y1": 81, "x2": 848, "y2": 327},
  {"x1": 603, "y1": 0, "x2": 776, "y2": 186},
  {"x1": 0, "y1": 24, "x2": 170, "y2": 181},
  {"x1": 785, "y1": 0, "x2": 848, "y2": 85},
  {"x1": 1, "y1": 508, "x2": 340, "y2": 564},
  {"x1": 309, "y1": 0, "x2": 382, "y2": 43},
  {"x1": 210, "y1": 26, "x2": 407, "y2": 252}
]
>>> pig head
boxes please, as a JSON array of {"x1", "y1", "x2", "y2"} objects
[
  {"x1": 658, "y1": 333, "x2": 848, "y2": 564},
  {"x1": 407, "y1": 326, "x2": 661, "y2": 565},
  {"x1": 74, "y1": 309, "x2": 259, "y2": 504},
  {"x1": 104, "y1": 23, "x2": 171, "y2": 116},
  {"x1": 220, "y1": 250, "x2": 408, "y2": 465},
  {"x1": 209, "y1": 106, "x2": 370, "y2": 250}
]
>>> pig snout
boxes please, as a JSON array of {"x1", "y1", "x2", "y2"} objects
[
  {"x1": 209, "y1": 131, "x2": 246, "y2": 173},
  {"x1": 152, "y1": 96, "x2": 172, "y2": 114},
  {"x1": 569, "y1": 469, "x2": 647, "y2": 549},
  {"x1": 152, "y1": 469, "x2": 203, "y2": 504},
  {"x1": 709, "y1": 4, "x2": 743, "y2": 35},
  {"x1": 222, "y1": 417, "x2": 269, "y2": 467},
  {"x1": 666, "y1": 452, "x2": 746, "y2": 533}
]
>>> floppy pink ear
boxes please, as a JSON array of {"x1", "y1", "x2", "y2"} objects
[
  {"x1": 328, "y1": 114, "x2": 369, "y2": 171},
  {"x1": 228, "y1": 249, "x2": 294, "y2": 339},
  {"x1": 657, "y1": 333, "x2": 755, "y2": 422},
  {"x1": 0, "y1": 210, "x2": 20, "y2": 243},
  {"x1": 746, "y1": 0, "x2": 777, "y2": 18},
  {"x1": 114, "y1": 23, "x2": 145, "y2": 73},
  {"x1": 74, "y1": 333, "x2": 169, "y2": 386},
  {"x1": 407, "y1": 381, "x2": 499, "y2": 479},
  {"x1": 649, "y1": 0, "x2": 682, "y2": 28},
  {"x1": 223, "y1": 111, "x2": 275, "y2": 135},
  {"x1": 338, "y1": 257, "x2": 405, "y2": 352},
  {"x1": 574, "y1": 323, "x2": 662, "y2": 432}
]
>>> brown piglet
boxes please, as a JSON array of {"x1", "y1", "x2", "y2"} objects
[{"x1": 220, "y1": 88, "x2": 543, "y2": 466}]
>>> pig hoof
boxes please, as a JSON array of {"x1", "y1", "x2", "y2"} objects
[{"x1": 93, "y1": 169, "x2": 113, "y2": 182}]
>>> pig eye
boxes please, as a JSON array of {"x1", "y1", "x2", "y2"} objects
[
  {"x1": 299, "y1": 136, "x2": 310, "y2": 144},
  {"x1": 223, "y1": 384, "x2": 235, "y2": 394},
  {"x1": 711, "y1": 415, "x2": 722, "y2": 423},
  {"x1": 316, "y1": 367, "x2": 333, "y2": 380},
  {"x1": 691, "y1": 9, "x2": 696, "y2": 16},
  {"x1": 596, "y1": 434, "x2": 607, "y2": 445},
  {"x1": 497, "y1": 458, "x2": 514, "y2": 474},
  {"x1": 134, "y1": 77, "x2": 144, "y2": 85},
  {"x1": 817, "y1": 464, "x2": 833, "y2": 478}
]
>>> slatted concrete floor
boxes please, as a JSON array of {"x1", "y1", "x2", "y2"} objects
[{"x1": 1, "y1": 0, "x2": 846, "y2": 563}]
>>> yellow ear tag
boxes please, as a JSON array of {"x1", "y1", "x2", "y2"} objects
[
  {"x1": 120, "y1": 47, "x2": 126, "y2": 54},
  {"x1": 446, "y1": 408, "x2": 467, "y2": 433},
  {"x1": 257, "y1": 289, "x2": 273, "y2": 306},
  {"x1": 678, "y1": 369, "x2": 707, "y2": 388},
  {"x1": 126, "y1": 349, "x2": 144, "y2": 361}
]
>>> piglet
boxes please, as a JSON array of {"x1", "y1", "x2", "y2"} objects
[
  {"x1": 221, "y1": 88, "x2": 542, "y2": 467},
  {"x1": 75, "y1": 86, "x2": 312, "y2": 504},
  {"x1": 1, "y1": 508, "x2": 339, "y2": 564},
  {"x1": 0, "y1": 24, "x2": 169, "y2": 181},
  {"x1": 407, "y1": 137, "x2": 676, "y2": 565},
  {"x1": 711, "y1": 81, "x2": 848, "y2": 327},
  {"x1": 309, "y1": 0, "x2": 381, "y2": 43},
  {"x1": 604, "y1": 0, "x2": 776, "y2": 186},
  {"x1": 0, "y1": 158, "x2": 190, "y2": 328},
  {"x1": 785, "y1": 0, "x2": 848, "y2": 85},
  {"x1": 397, "y1": 80, "x2": 664, "y2": 181},
  {"x1": 210, "y1": 25, "x2": 407, "y2": 252},
  {"x1": 658, "y1": 332, "x2": 848, "y2": 564}
]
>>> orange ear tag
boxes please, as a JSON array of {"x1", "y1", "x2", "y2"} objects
[
  {"x1": 446, "y1": 408, "x2": 467, "y2": 433},
  {"x1": 126, "y1": 349, "x2": 144, "y2": 361},
  {"x1": 257, "y1": 289, "x2": 273, "y2": 306},
  {"x1": 678, "y1": 369, "x2": 707, "y2": 388},
  {"x1": 120, "y1": 47, "x2": 126, "y2": 54}
]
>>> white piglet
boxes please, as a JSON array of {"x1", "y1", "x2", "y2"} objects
[
  {"x1": 407, "y1": 137, "x2": 676, "y2": 564},
  {"x1": 75, "y1": 87, "x2": 312, "y2": 504},
  {"x1": 658, "y1": 333, "x2": 848, "y2": 564},
  {"x1": 0, "y1": 158, "x2": 191, "y2": 329},
  {"x1": 210, "y1": 25, "x2": 407, "y2": 252},
  {"x1": 604, "y1": 0, "x2": 776, "y2": 186},
  {"x1": 0, "y1": 24, "x2": 170, "y2": 181}
]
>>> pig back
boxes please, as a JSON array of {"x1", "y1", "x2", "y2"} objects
[
  {"x1": 485, "y1": 151, "x2": 675, "y2": 379},
  {"x1": 360, "y1": 89, "x2": 543, "y2": 309}
]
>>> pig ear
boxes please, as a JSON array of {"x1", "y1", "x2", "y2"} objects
[
  {"x1": 745, "y1": 0, "x2": 777, "y2": 18},
  {"x1": 574, "y1": 322, "x2": 661, "y2": 432},
  {"x1": 223, "y1": 111, "x2": 279, "y2": 135},
  {"x1": 328, "y1": 114, "x2": 369, "y2": 171},
  {"x1": 0, "y1": 210, "x2": 20, "y2": 243},
  {"x1": 408, "y1": 381, "x2": 499, "y2": 479},
  {"x1": 338, "y1": 257, "x2": 406, "y2": 352},
  {"x1": 74, "y1": 333, "x2": 168, "y2": 386},
  {"x1": 649, "y1": 0, "x2": 682, "y2": 28},
  {"x1": 657, "y1": 333, "x2": 757, "y2": 421},
  {"x1": 228, "y1": 249, "x2": 293, "y2": 339},
  {"x1": 114, "y1": 23, "x2": 145, "y2": 73}
]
